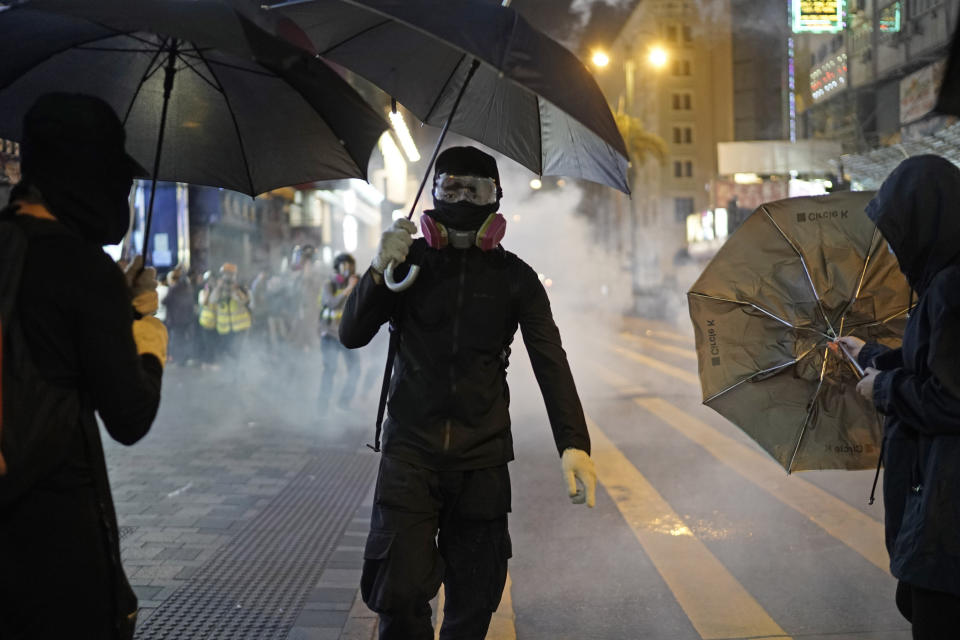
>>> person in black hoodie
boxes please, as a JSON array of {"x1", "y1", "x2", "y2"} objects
[
  {"x1": 340, "y1": 146, "x2": 597, "y2": 640},
  {"x1": 838, "y1": 155, "x2": 960, "y2": 638},
  {"x1": 0, "y1": 93, "x2": 166, "y2": 639}
]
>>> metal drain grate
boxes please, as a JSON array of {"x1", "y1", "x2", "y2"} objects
[{"x1": 136, "y1": 450, "x2": 377, "y2": 639}]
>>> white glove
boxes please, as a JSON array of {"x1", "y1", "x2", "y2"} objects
[
  {"x1": 132, "y1": 316, "x2": 169, "y2": 368},
  {"x1": 371, "y1": 218, "x2": 416, "y2": 274},
  {"x1": 561, "y1": 448, "x2": 597, "y2": 508},
  {"x1": 123, "y1": 255, "x2": 160, "y2": 316}
]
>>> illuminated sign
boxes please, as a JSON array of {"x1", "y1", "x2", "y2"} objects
[
  {"x1": 810, "y1": 52, "x2": 848, "y2": 102},
  {"x1": 792, "y1": 0, "x2": 844, "y2": 33}
]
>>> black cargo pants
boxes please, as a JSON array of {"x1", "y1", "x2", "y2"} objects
[{"x1": 361, "y1": 456, "x2": 512, "y2": 640}]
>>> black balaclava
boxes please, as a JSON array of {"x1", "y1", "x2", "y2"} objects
[
  {"x1": 430, "y1": 146, "x2": 501, "y2": 231},
  {"x1": 15, "y1": 93, "x2": 147, "y2": 245}
]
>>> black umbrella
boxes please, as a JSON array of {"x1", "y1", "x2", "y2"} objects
[
  {"x1": 0, "y1": 0, "x2": 389, "y2": 259},
  {"x1": 264, "y1": 0, "x2": 629, "y2": 289}
]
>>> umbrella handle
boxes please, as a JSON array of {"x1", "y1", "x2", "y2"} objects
[
  {"x1": 837, "y1": 341, "x2": 865, "y2": 377},
  {"x1": 383, "y1": 261, "x2": 420, "y2": 292}
]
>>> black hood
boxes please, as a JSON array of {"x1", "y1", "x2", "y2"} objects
[
  {"x1": 866, "y1": 155, "x2": 960, "y2": 294},
  {"x1": 15, "y1": 93, "x2": 145, "y2": 245}
]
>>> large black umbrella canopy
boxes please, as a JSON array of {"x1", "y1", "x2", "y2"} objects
[
  {"x1": 266, "y1": 0, "x2": 630, "y2": 193},
  {"x1": 0, "y1": 0, "x2": 388, "y2": 198}
]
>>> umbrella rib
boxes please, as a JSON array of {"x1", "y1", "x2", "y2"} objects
[
  {"x1": 75, "y1": 45, "x2": 162, "y2": 53},
  {"x1": 844, "y1": 305, "x2": 911, "y2": 329},
  {"x1": 761, "y1": 206, "x2": 837, "y2": 336},
  {"x1": 787, "y1": 345, "x2": 831, "y2": 473},
  {"x1": 175, "y1": 52, "x2": 223, "y2": 93},
  {"x1": 703, "y1": 359, "x2": 798, "y2": 403},
  {"x1": 121, "y1": 37, "x2": 170, "y2": 126},
  {"x1": 834, "y1": 228, "x2": 880, "y2": 335},
  {"x1": 318, "y1": 18, "x2": 392, "y2": 56},
  {"x1": 193, "y1": 47, "x2": 256, "y2": 196},
  {"x1": 688, "y1": 291, "x2": 829, "y2": 338},
  {"x1": 424, "y1": 53, "x2": 468, "y2": 124},
  {"x1": 190, "y1": 57, "x2": 279, "y2": 79}
]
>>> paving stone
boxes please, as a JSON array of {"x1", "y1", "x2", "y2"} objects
[
  {"x1": 305, "y1": 587, "x2": 358, "y2": 604},
  {"x1": 286, "y1": 626, "x2": 341, "y2": 640},
  {"x1": 155, "y1": 546, "x2": 203, "y2": 561},
  {"x1": 316, "y1": 569, "x2": 362, "y2": 588},
  {"x1": 294, "y1": 610, "x2": 349, "y2": 627}
]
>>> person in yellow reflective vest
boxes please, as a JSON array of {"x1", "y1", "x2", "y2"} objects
[
  {"x1": 318, "y1": 253, "x2": 360, "y2": 412},
  {"x1": 196, "y1": 270, "x2": 219, "y2": 369},
  {"x1": 210, "y1": 263, "x2": 251, "y2": 359}
]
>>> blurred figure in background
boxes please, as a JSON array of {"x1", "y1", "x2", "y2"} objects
[
  {"x1": 212, "y1": 262, "x2": 251, "y2": 361},
  {"x1": 197, "y1": 270, "x2": 219, "y2": 369},
  {"x1": 292, "y1": 244, "x2": 322, "y2": 351},
  {"x1": 318, "y1": 252, "x2": 360, "y2": 413},
  {"x1": 163, "y1": 265, "x2": 195, "y2": 366}
]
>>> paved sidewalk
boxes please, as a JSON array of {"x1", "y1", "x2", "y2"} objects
[{"x1": 100, "y1": 360, "x2": 382, "y2": 639}]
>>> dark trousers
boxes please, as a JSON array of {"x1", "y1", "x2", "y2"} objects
[
  {"x1": 896, "y1": 580, "x2": 960, "y2": 639},
  {"x1": 319, "y1": 334, "x2": 360, "y2": 410},
  {"x1": 361, "y1": 456, "x2": 512, "y2": 640}
]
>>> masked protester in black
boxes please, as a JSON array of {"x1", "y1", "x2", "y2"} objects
[
  {"x1": 0, "y1": 94, "x2": 166, "y2": 639},
  {"x1": 340, "y1": 147, "x2": 597, "y2": 640},
  {"x1": 838, "y1": 155, "x2": 960, "y2": 639}
]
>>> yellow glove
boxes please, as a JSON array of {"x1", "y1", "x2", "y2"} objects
[
  {"x1": 561, "y1": 448, "x2": 597, "y2": 508},
  {"x1": 123, "y1": 256, "x2": 160, "y2": 316},
  {"x1": 132, "y1": 316, "x2": 168, "y2": 368}
]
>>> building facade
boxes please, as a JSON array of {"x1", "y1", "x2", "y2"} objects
[
  {"x1": 800, "y1": 0, "x2": 960, "y2": 186},
  {"x1": 599, "y1": 0, "x2": 734, "y2": 304}
]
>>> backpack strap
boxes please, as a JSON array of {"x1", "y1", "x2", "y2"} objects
[{"x1": 368, "y1": 310, "x2": 401, "y2": 453}]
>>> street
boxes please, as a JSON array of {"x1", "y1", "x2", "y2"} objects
[{"x1": 105, "y1": 309, "x2": 909, "y2": 640}]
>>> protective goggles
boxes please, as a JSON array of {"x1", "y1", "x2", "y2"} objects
[{"x1": 432, "y1": 173, "x2": 498, "y2": 205}]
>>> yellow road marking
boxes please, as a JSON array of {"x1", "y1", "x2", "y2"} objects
[
  {"x1": 585, "y1": 360, "x2": 648, "y2": 396},
  {"x1": 590, "y1": 339, "x2": 888, "y2": 570},
  {"x1": 621, "y1": 319, "x2": 695, "y2": 345},
  {"x1": 434, "y1": 573, "x2": 516, "y2": 640},
  {"x1": 601, "y1": 341, "x2": 701, "y2": 386},
  {"x1": 487, "y1": 572, "x2": 516, "y2": 639},
  {"x1": 619, "y1": 331, "x2": 699, "y2": 361},
  {"x1": 588, "y1": 414, "x2": 790, "y2": 639},
  {"x1": 634, "y1": 398, "x2": 888, "y2": 571}
]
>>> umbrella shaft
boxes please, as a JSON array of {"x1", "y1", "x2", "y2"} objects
[
  {"x1": 406, "y1": 59, "x2": 481, "y2": 221},
  {"x1": 142, "y1": 40, "x2": 179, "y2": 260}
]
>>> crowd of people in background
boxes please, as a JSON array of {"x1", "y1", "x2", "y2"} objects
[{"x1": 122, "y1": 244, "x2": 375, "y2": 413}]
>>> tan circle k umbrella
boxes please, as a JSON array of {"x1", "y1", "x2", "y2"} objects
[{"x1": 687, "y1": 192, "x2": 910, "y2": 472}]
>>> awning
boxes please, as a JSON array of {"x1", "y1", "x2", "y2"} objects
[{"x1": 840, "y1": 120, "x2": 960, "y2": 188}]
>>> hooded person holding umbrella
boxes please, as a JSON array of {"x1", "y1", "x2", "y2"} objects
[
  {"x1": 0, "y1": 93, "x2": 166, "y2": 639},
  {"x1": 340, "y1": 146, "x2": 597, "y2": 640},
  {"x1": 838, "y1": 155, "x2": 960, "y2": 638}
]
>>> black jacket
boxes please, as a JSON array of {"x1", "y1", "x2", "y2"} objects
[
  {"x1": 340, "y1": 238, "x2": 590, "y2": 470},
  {"x1": 0, "y1": 212, "x2": 163, "y2": 638},
  {"x1": 859, "y1": 155, "x2": 960, "y2": 597}
]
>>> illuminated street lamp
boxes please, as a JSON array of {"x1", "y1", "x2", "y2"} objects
[
  {"x1": 591, "y1": 50, "x2": 610, "y2": 68},
  {"x1": 648, "y1": 45, "x2": 668, "y2": 69},
  {"x1": 529, "y1": 178, "x2": 542, "y2": 190}
]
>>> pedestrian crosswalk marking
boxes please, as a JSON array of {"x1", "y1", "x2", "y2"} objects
[
  {"x1": 587, "y1": 414, "x2": 791, "y2": 639},
  {"x1": 618, "y1": 331, "x2": 699, "y2": 361},
  {"x1": 634, "y1": 398, "x2": 888, "y2": 571},
  {"x1": 593, "y1": 338, "x2": 889, "y2": 572},
  {"x1": 585, "y1": 361, "x2": 649, "y2": 397},
  {"x1": 487, "y1": 572, "x2": 516, "y2": 639},
  {"x1": 600, "y1": 341, "x2": 701, "y2": 386}
]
